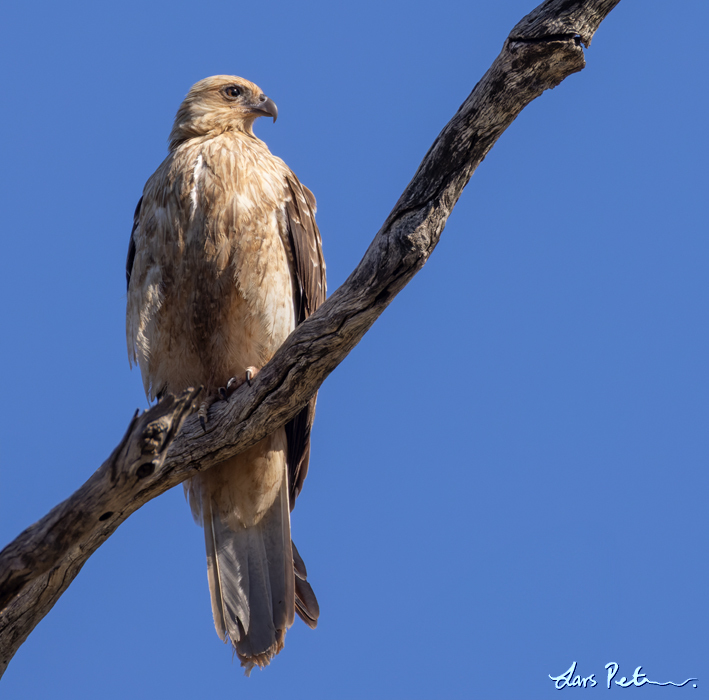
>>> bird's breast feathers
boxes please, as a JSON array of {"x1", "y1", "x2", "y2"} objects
[{"x1": 127, "y1": 133, "x2": 297, "y2": 398}]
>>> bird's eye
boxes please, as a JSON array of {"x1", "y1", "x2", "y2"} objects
[{"x1": 224, "y1": 86, "x2": 242, "y2": 99}]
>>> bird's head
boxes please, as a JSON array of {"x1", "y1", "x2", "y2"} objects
[{"x1": 168, "y1": 75, "x2": 278, "y2": 150}]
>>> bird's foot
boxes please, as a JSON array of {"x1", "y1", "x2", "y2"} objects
[
  {"x1": 197, "y1": 394, "x2": 219, "y2": 433},
  {"x1": 219, "y1": 366, "x2": 259, "y2": 399},
  {"x1": 198, "y1": 367, "x2": 259, "y2": 432}
]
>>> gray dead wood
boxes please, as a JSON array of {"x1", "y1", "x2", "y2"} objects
[{"x1": 0, "y1": 0, "x2": 620, "y2": 678}]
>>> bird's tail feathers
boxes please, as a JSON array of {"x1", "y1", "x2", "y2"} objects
[{"x1": 203, "y1": 474, "x2": 295, "y2": 674}]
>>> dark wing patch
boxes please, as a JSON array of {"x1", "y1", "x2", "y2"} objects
[
  {"x1": 283, "y1": 174, "x2": 326, "y2": 507},
  {"x1": 126, "y1": 196, "x2": 143, "y2": 291},
  {"x1": 284, "y1": 175, "x2": 326, "y2": 324},
  {"x1": 284, "y1": 401, "x2": 316, "y2": 503},
  {"x1": 292, "y1": 539, "x2": 320, "y2": 628}
]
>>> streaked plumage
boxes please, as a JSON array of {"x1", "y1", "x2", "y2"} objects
[{"x1": 126, "y1": 75, "x2": 326, "y2": 671}]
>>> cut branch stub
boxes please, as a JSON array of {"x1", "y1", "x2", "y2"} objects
[{"x1": 510, "y1": 0, "x2": 621, "y2": 46}]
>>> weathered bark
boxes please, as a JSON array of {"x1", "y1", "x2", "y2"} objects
[{"x1": 0, "y1": 0, "x2": 620, "y2": 678}]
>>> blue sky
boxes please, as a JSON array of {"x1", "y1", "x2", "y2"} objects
[{"x1": 1, "y1": 1, "x2": 707, "y2": 698}]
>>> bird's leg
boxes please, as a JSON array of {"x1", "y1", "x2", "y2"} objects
[{"x1": 198, "y1": 366, "x2": 259, "y2": 432}]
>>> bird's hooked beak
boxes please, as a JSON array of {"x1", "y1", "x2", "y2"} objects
[{"x1": 250, "y1": 94, "x2": 278, "y2": 123}]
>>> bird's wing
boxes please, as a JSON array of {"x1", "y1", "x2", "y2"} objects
[
  {"x1": 283, "y1": 173, "x2": 326, "y2": 506},
  {"x1": 284, "y1": 176, "x2": 326, "y2": 324}
]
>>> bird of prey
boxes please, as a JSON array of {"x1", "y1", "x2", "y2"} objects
[{"x1": 125, "y1": 75, "x2": 326, "y2": 672}]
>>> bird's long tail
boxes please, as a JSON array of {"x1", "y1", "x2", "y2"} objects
[
  {"x1": 204, "y1": 473, "x2": 293, "y2": 672},
  {"x1": 187, "y1": 431, "x2": 319, "y2": 672}
]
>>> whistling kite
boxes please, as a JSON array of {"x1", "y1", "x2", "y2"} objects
[{"x1": 126, "y1": 75, "x2": 325, "y2": 672}]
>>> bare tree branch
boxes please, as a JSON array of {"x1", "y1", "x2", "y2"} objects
[{"x1": 0, "y1": 0, "x2": 621, "y2": 678}]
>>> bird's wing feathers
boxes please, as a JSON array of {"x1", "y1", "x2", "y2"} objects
[
  {"x1": 292, "y1": 539, "x2": 320, "y2": 629},
  {"x1": 283, "y1": 173, "x2": 326, "y2": 506},
  {"x1": 284, "y1": 175, "x2": 326, "y2": 323}
]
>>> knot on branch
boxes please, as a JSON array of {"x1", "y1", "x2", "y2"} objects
[{"x1": 139, "y1": 421, "x2": 171, "y2": 458}]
